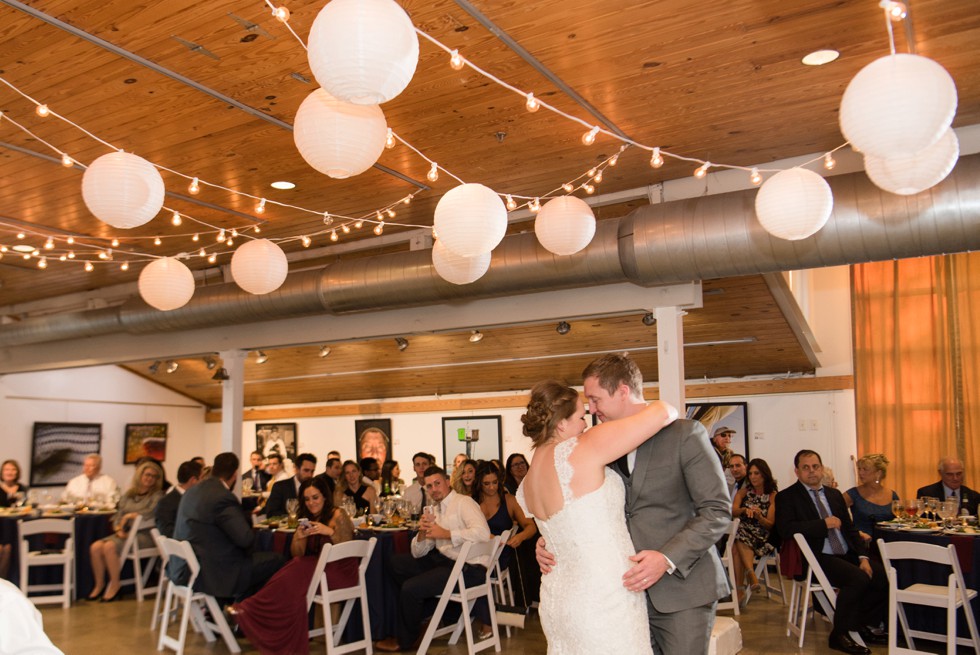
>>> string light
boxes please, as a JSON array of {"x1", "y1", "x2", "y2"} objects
[
  {"x1": 373, "y1": 222, "x2": 384, "y2": 235},
  {"x1": 111, "y1": 238, "x2": 120, "y2": 247},
  {"x1": 208, "y1": 254, "x2": 217, "y2": 264},
  {"x1": 341, "y1": 224, "x2": 351, "y2": 234},
  {"x1": 16, "y1": 233, "x2": 25, "y2": 239},
  {"x1": 253, "y1": 225, "x2": 261, "y2": 234},
  {"x1": 231, "y1": 228, "x2": 238, "y2": 238},
  {"x1": 886, "y1": 1, "x2": 907, "y2": 20},
  {"x1": 59, "y1": 254, "x2": 66, "y2": 261},
  {"x1": 154, "y1": 236, "x2": 162, "y2": 246},
  {"x1": 694, "y1": 162, "x2": 710, "y2": 179},
  {"x1": 120, "y1": 261, "x2": 129, "y2": 271},
  {"x1": 354, "y1": 219, "x2": 364, "y2": 229},
  {"x1": 217, "y1": 230, "x2": 226, "y2": 242},
  {"x1": 226, "y1": 237, "x2": 234, "y2": 246},
  {"x1": 587, "y1": 167, "x2": 597, "y2": 177},
  {"x1": 750, "y1": 167, "x2": 763, "y2": 185},
  {"x1": 301, "y1": 235, "x2": 312, "y2": 247},
  {"x1": 427, "y1": 163, "x2": 439, "y2": 182},
  {"x1": 171, "y1": 211, "x2": 182, "y2": 226},
  {"x1": 525, "y1": 93, "x2": 540, "y2": 113},
  {"x1": 386, "y1": 208, "x2": 396, "y2": 218},
  {"x1": 581, "y1": 126, "x2": 600, "y2": 146},
  {"x1": 505, "y1": 195, "x2": 517, "y2": 210},
  {"x1": 61, "y1": 153, "x2": 73, "y2": 168},
  {"x1": 0, "y1": 246, "x2": 6, "y2": 252},
  {"x1": 385, "y1": 128, "x2": 396, "y2": 149},
  {"x1": 449, "y1": 49, "x2": 464, "y2": 71},
  {"x1": 199, "y1": 248, "x2": 206, "y2": 257},
  {"x1": 22, "y1": 252, "x2": 31, "y2": 260},
  {"x1": 272, "y1": 5, "x2": 290, "y2": 22},
  {"x1": 66, "y1": 236, "x2": 74, "y2": 245},
  {"x1": 530, "y1": 198, "x2": 541, "y2": 212},
  {"x1": 584, "y1": 183, "x2": 595, "y2": 194},
  {"x1": 609, "y1": 149, "x2": 622, "y2": 166},
  {"x1": 823, "y1": 152, "x2": 837, "y2": 170},
  {"x1": 67, "y1": 251, "x2": 75, "y2": 259},
  {"x1": 35, "y1": 104, "x2": 49, "y2": 118},
  {"x1": 188, "y1": 177, "x2": 200, "y2": 194},
  {"x1": 192, "y1": 233, "x2": 199, "y2": 242},
  {"x1": 37, "y1": 257, "x2": 47, "y2": 269},
  {"x1": 650, "y1": 147, "x2": 664, "y2": 168},
  {"x1": 594, "y1": 170, "x2": 603, "y2": 183},
  {"x1": 562, "y1": 183, "x2": 574, "y2": 193},
  {"x1": 330, "y1": 230, "x2": 338, "y2": 242},
  {"x1": 255, "y1": 198, "x2": 267, "y2": 214},
  {"x1": 98, "y1": 250, "x2": 110, "y2": 260},
  {"x1": 44, "y1": 238, "x2": 54, "y2": 249},
  {"x1": 403, "y1": 195, "x2": 412, "y2": 205},
  {"x1": 84, "y1": 261, "x2": 94, "y2": 272}
]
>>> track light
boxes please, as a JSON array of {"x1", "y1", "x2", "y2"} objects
[
  {"x1": 165, "y1": 360, "x2": 179, "y2": 374},
  {"x1": 212, "y1": 367, "x2": 230, "y2": 381},
  {"x1": 148, "y1": 360, "x2": 161, "y2": 374},
  {"x1": 203, "y1": 356, "x2": 217, "y2": 370},
  {"x1": 255, "y1": 351, "x2": 269, "y2": 364},
  {"x1": 642, "y1": 313, "x2": 657, "y2": 326},
  {"x1": 319, "y1": 345, "x2": 331, "y2": 358},
  {"x1": 468, "y1": 330, "x2": 484, "y2": 343},
  {"x1": 556, "y1": 321, "x2": 571, "y2": 335},
  {"x1": 395, "y1": 337, "x2": 409, "y2": 351}
]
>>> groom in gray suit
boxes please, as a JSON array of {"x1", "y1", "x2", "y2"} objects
[{"x1": 539, "y1": 353, "x2": 731, "y2": 654}]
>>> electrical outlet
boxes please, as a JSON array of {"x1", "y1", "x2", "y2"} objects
[{"x1": 753, "y1": 431, "x2": 764, "y2": 440}]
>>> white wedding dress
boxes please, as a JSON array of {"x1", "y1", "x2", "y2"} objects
[{"x1": 517, "y1": 437, "x2": 653, "y2": 655}]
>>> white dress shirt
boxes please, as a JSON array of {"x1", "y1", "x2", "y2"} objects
[
  {"x1": 411, "y1": 490, "x2": 491, "y2": 566},
  {"x1": 63, "y1": 473, "x2": 118, "y2": 502},
  {"x1": 0, "y1": 578, "x2": 65, "y2": 654},
  {"x1": 402, "y1": 480, "x2": 424, "y2": 509}
]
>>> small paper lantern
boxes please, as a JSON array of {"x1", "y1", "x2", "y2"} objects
[
  {"x1": 864, "y1": 127, "x2": 959, "y2": 196},
  {"x1": 755, "y1": 168, "x2": 833, "y2": 241},
  {"x1": 138, "y1": 257, "x2": 195, "y2": 311},
  {"x1": 432, "y1": 239, "x2": 491, "y2": 285},
  {"x1": 231, "y1": 239, "x2": 289, "y2": 294},
  {"x1": 535, "y1": 196, "x2": 596, "y2": 255},
  {"x1": 307, "y1": 0, "x2": 419, "y2": 105},
  {"x1": 840, "y1": 53, "x2": 957, "y2": 159},
  {"x1": 294, "y1": 89, "x2": 388, "y2": 179},
  {"x1": 81, "y1": 151, "x2": 165, "y2": 229},
  {"x1": 433, "y1": 184, "x2": 507, "y2": 257}
]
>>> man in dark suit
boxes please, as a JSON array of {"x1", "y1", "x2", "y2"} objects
[
  {"x1": 263, "y1": 452, "x2": 317, "y2": 518},
  {"x1": 172, "y1": 452, "x2": 284, "y2": 601},
  {"x1": 916, "y1": 457, "x2": 980, "y2": 516},
  {"x1": 245, "y1": 451, "x2": 272, "y2": 493},
  {"x1": 312, "y1": 456, "x2": 342, "y2": 497},
  {"x1": 775, "y1": 449, "x2": 889, "y2": 655},
  {"x1": 155, "y1": 460, "x2": 203, "y2": 538}
]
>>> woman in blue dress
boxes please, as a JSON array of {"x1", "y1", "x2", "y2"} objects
[{"x1": 844, "y1": 453, "x2": 899, "y2": 542}]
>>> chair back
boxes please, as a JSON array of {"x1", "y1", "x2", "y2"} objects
[
  {"x1": 151, "y1": 528, "x2": 168, "y2": 566},
  {"x1": 878, "y1": 539, "x2": 968, "y2": 593},
  {"x1": 305, "y1": 537, "x2": 377, "y2": 607},
  {"x1": 792, "y1": 533, "x2": 837, "y2": 614},
  {"x1": 120, "y1": 514, "x2": 143, "y2": 556},
  {"x1": 18, "y1": 517, "x2": 74, "y2": 539},
  {"x1": 158, "y1": 537, "x2": 201, "y2": 589}
]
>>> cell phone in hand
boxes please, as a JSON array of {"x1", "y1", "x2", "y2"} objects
[{"x1": 298, "y1": 518, "x2": 311, "y2": 530}]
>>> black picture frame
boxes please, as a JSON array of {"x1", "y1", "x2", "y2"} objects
[
  {"x1": 354, "y1": 419, "x2": 392, "y2": 464},
  {"x1": 256, "y1": 423, "x2": 297, "y2": 462},
  {"x1": 124, "y1": 423, "x2": 168, "y2": 464},
  {"x1": 30, "y1": 422, "x2": 102, "y2": 487},
  {"x1": 441, "y1": 416, "x2": 503, "y2": 471},
  {"x1": 685, "y1": 401, "x2": 750, "y2": 462}
]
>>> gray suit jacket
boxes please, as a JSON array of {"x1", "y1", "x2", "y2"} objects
[{"x1": 613, "y1": 419, "x2": 732, "y2": 613}]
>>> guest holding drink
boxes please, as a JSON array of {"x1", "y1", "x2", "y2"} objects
[
  {"x1": 504, "y1": 454, "x2": 529, "y2": 495},
  {"x1": 450, "y1": 459, "x2": 477, "y2": 496},
  {"x1": 730, "y1": 458, "x2": 778, "y2": 604},
  {"x1": 334, "y1": 460, "x2": 377, "y2": 515},
  {"x1": 844, "y1": 454, "x2": 899, "y2": 542}
]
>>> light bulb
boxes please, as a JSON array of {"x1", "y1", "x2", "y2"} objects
[
  {"x1": 0, "y1": 246, "x2": 6, "y2": 252},
  {"x1": 525, "y1": 92, "x2": 540, "y2": 113},
  {"x1": 59, "y1": 254, "x2": 66, "y2": 261},
  {"x1": 302, "y1": 235, "x2": 312, "y2": 247},
  {"x1": 387, "y1": 208, "x2": 396, "y2": 218},
  {"x1": 253, "y1": 226, "x2": 261, "y2": 234},
  {"x1": 530, "y1": 198, "x2": 541, "y2": 212},
  {"x1": 154, "y1": 236, "x2": 162, "y2": 246},
  {"x1": 66, "y1": 236, "x2": 74, "y2": 245},
  {"x1": 330, "y1": 230, "x2": 338, "y2": 242},
  {"x1": 84, "y1": 261, "x2": 94, "y2": 271},
  {"x1": 67, "y1": 251, "x2": 75, "y2": 259},
  {"x1": 354, "y1": 219, "x2": 364, "y2": 229},
  {"x1": 322, "y1": 212, "x2": 333, "y2": 225},
  {"x1": 562, "y1": 183, "x2": 573, "y2": 193},
  {"x1": 255, "y1": 198, "x2": 266, "y2": 214},
  {"x1": 192, "y1": 233, "x2": 199, "y2": 242},
  {"x1": 427, "y1": 163, "x2": 439, "y2": 182},
  {"x1": 231, "y1": 229, "x2": 238, "y2": 238},
  {"x1": 594, "y1": 171, "x2": 603, "y2": 183},
  {"x1": 226, "y1": 238, "x2": 234, "y2": 246},
  {"x1": 188, "y1": 177, "x2": 200, "y2": 194},
  {"x1": 22, "y1": 253, "x2": 31, "y2": 260},
  {"x1": 61, "y1": 153, "x2": 73, "y2": 168},
  {"x1": 587, "y1": 167, "x2": 597, "y2": 177},
  {"x1": 272, "y1": 5, "x2": 290, "y2": 22},
  {"x1": 121, "y1": 261, "x2": 129, "y2": 271},
  {"x1": 694, "y1": 162, "x2": 710, "y2": 179},
  {"x1": 403, "y1": 195, "x2": 412, "y2": 205},
  {"x1": 823, "y1": 153, "x2": 836, "y2": 170},
  {"x1": 44, "y1": 238, "x2": 54, "y2": 249},
  {"x1": 581, "y1": 126, "x2": 599, "y2": 146},
  {"x1": 111, "y1": 238, "x2": 120, "y2": 247},
  {"x1": 171, "y1": 211, "x2": 182, "y2": 226},
  {"x1": 650, "y1": 147, "x2": 664, "y2": 168},
  {"x1": 373, "y1": 223, "x2": 384, "y2": 235},
  {"x1": 16, "y1": 233, "x2": 25, "y2": 240},
  {"x1": 449, "y1": 49, "x2": 464, "y2": 71},
  {"x1": 505, "y1": 195, "x2": 517, "y2": 210},
  {"x1": 98, "y1": 250, "x2": 109, "y2": 259},
  {"x1": 38, "y1": 257, "x2": 47, "y2": 269},
  {"x1": 887, "y1": 1, "x2": 907, "y2": 20},
  {"x1": 208, "y1": 254, "x2": 217, "y2": 264},
  {"x1": 584, "y1": 184, "x2": 595, "y2": 194},
  {"x1": 609, "y1": 153, "x2": 620, "y2": 167},
  {"x1": 376, "y1": 211, "x2": 383, "y2": 222},
  {"x1": 342, "y1": 224, "x2": 351, "y2": 234},
  {"x1": 217, "y1": 230, "x2": 226, "y2": 242},
  {"x1": 35, "y1": 104, "x2": 50, "y2": 118},
  {"x1": 385, "y1": 128, "x2": 396, "y2": 150},
  {"x1": 750, "y1": 168, "x2": 762, "y2": 185},
  {"x1": 199, "y1": 248, "x2": 206, "y2": 257}
]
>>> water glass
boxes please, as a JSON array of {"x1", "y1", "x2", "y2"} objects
[{"x1": 242, "y1": 477, "x2": 254, "y2": 496}]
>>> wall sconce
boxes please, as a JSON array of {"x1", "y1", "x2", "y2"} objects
[
  {"x1": 468, "y1": 330, "x2": 484, "y2": 343},
  {"x1": 319, "y1": 345, "x2": 331, "y2": 358},
  {"x1": 203, "y1": 356, "x2": 217, "y2": 370},
  {"x1": 255, "y1": 351, "x2": 269, "y2": 364},
  {"x1": 395, "y1": 337, "x2": 409, "y2": 351},
  {"x1": 165, "y1": 360, "x2": 179, "y2": 373},
  {"x1": 556, "y1": 321, "x2": 571, "y2": 335},
  {"x1": 642, "y1": 313, "x2": 656, "y2": 326}
]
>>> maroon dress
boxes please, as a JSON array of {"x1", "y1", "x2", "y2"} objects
[{"x1": 233, "y1": 533, "x2": 359, "y2": 655}]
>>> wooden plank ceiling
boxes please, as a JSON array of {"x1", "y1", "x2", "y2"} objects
[{"x1": 1, "y1": 0, "x2": 977, "y2": 404}]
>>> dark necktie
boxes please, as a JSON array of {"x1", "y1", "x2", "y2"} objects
[{"x1": 811, "y1": 488, "x2": 847, "y2": 555}]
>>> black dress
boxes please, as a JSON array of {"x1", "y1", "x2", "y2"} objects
[
  {"x1": 0, "y1": 483, "x2": 28, "y2": 508},
  {"x1": 344, "y1": 485, "x2": 371, "y2": 513}
]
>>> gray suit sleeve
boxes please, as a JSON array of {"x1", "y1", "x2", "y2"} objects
[{"x1": 215, "y1": 492, "x2": 254, "y2": 550}]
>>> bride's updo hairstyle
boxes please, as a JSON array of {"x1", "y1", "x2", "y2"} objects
[{"x1": 521, "y1": 380, "x2": 579, "y2": 447}]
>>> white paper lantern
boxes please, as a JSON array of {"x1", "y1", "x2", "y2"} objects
[
  {"x1": 535, "y1": 196, "x2": 596, "y2": 256},
  {"x1": 81, "y1": 151, "x2": 165, "y2": 229},
  {"x1": 432, "y1": 239, "x2": 491, "y2": 285},
  {"x1": 138, "y1": 257, "x2": 195, "y2": 311},
  {"x1": 840, "y1": 53, "x2": 957, "y2": 159},
  {"x1": 294, "y1": 89, "x2": 388, "y2": 179},
  {"x1": 864, "y1": 127, "x2": 959, "y2": 196},
  {"x1": 755, "y1": 168, "x2": 833, "y2": 241},
  {"x1": 307, "y1": 0, "x2": 419, "y2": 105},
  {"x1": 230, "y1": 239, "x2": 289, "y2": 294},
  {"x1": 433, "y1": 184, "x2": 507, "y2": 257}
]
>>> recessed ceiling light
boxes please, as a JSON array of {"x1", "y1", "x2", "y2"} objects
[
  {"x1": 12, "y1": 245, "x2": 36, "y2": 253},
  {"x1": 802, "y1": 49, "x2": 840, "y2": 66},
  {"x1": 271, "y1": 181, "x2": 296, "y2": 190}
]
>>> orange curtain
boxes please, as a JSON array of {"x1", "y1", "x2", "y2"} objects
[{"x1": 852, "y1": 252, "x2": 980, "y2": 498}]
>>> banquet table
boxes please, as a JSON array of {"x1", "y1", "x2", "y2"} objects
[{"x1": 875, "y1": 527, "x2": 980, "y2": 640}]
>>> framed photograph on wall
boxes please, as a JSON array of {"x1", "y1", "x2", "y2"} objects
[
  {"x1": 354, "y1": 419, "x2": 392, "y2": 464},
  {"x1": 442, "y1": 416, "x2": 503, "y2": 472},
  {"x1": 124, "y1": 423, "x2": 168, "y2": 464},
  {"x1": 30, "y1": 422, "x2": 102, "y2": 487},
  {"x1": 256, "y1": 423, "x2": 297, "y2": 462},
  {"x1": 686, "y1": 401, "x2": 750, "y2": 462}
]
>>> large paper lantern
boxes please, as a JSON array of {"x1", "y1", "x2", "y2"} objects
[
  {"x1": 864, "y1": 127, "x2": 959, "y2": 196},
  {"x1": 294, "y1": 89, "x2": 388, "y2": 179},
  {"x1": 81, "y1": 151, "x2": 165, "y2": 229},
  {"x1": 307, "y1": 0, "x2": 419, "y2": 105},
  {"x1": 535, "y1": 196, "x2": 596, "y2": 256},
  {"x1": 433, "y1": 184, "x2": 507, "y2": 257},
  {"x1": 840, "y1": 53, "x2": 957, "y2": 159},
  {"x1": 755, "y1": 168, "x2": 833, "y2": 241},
  {"x1": 432, "y1": 239, "x2": 491, "y2": 285},
  {"x1": 138, "y1": 257, "x2": 195, "y2": 311},
  {"x1": 231, "y1": 239, "x2": 289, "y2": 294}
]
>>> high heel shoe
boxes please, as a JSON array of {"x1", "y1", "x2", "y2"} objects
[
  {"x1": 86, "y1": 589, "x2": 104, "y2": 601},
  {"x1": 100, "y1": 590, "x2": 122, "y2": 602}
]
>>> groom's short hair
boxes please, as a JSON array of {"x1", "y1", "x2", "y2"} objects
[{"x1": 582, "y1": 352, "x2": 643, "y2": 399}]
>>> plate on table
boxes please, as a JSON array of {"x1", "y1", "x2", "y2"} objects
[
  {"x1": 944, "y1": 527, "x2": 980, "y2": 536},
  {"x1": 876, "y1": 521, "x2": 904, "y2": 530},
  {"x1": 902, "y1": 526, "x2": 941, "y2": 533},
  {"x1": 366, "y1": 526, "x2": 409, "y2": 532}
]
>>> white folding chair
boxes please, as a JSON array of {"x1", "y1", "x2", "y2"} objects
[
  {"x1": 877, "y1": 538, "x2": 980, "y2": 655},
  {"x1": 489, "y1": 527, "x2": 517, "y2": 637},
  {"x1": 118, "y1": 515, "x2": 161, "y2": 601},
  {"x1": 417, "y1": 536, "x2": 503, "y2": 655},
  {"x1": 150, "y1": 528, "x2": 170, "y2": 629},
  {"x1": 306, "y1": 537, "x2": 377, "y2": 655},
  {"x1": 18, "y1": 517, "x2": 75, "y2": 608},
  {"x1": 716, "y1": 518, "x2": 740, "y2": 615},
  {"x1": 743, "y1": 550, "x2": 785, "y2": 606},
  {"x1": 156, "y1": 537, "x2": 241, "y2": 655}
]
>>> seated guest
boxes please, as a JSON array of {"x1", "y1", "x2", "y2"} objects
[
  {"x1": 88, "y1": 460, "x2": 164, "y2": 601},
  {"x1": 450, "y1": 458, "x2": 477, "y2": 496},
  {"x1": 0, "y1": 459, "x2": 28, "y2": 577},
  {"x1": 264, "y1": 453, "x2": 316, "y2": 518},
  {"x1": 335, "y1": 460, "x2": 377, "y2": 515},
  {"x1": 403, "y1": 452, "x2": 434, "y2": 510},
  {"x1": 503, "y1": 453, "x2": 529, "y2": 495},
  {"x1": 822, "y1": 467, "x2": 839, "y2": 489},
  {"x1": 360, "y1": 457, "x2": 382, "y2": 493},
  {"x1": 844, "y1": 454, "x2": 899, "y2": 542},
  {"x1": 265, "y1": 453, "x2": 289, "y2": 486},
  {"x1": 375, "y1": 467, "x2": 491, "y2": 652},
  {"x1": 313, "y1": 456, "x2": 343, "y2": 497},
  {"x1": 728, "y1": 453, "x2": 748, "y2": 496},
  {"x1": 155, "y1": 460, "x2": 203, "y2": 538},
  {"x1": 230, "y1": 477, "x2": 356, "y2": 655},
  {"x1": 917, "y1": 456, "x2": 980, "y2": 516},
  {"x1": 380, "y1": 460, "x2": 405, "y2": 497},
  {"x1": 245, "y1": 451, "x2": 271, "y2": 493},
  {"x1": 63, "y1": 454, "x2": 118, "y2": 503},
  {"x1": 776, "y1": 450, "x2": 888, "y2": 655},
  {"x1": 731, "y1": 458, "x2": 778, "y2": 603},
  {"x1": 173, "y1": 453, "x2": 284, "y2": 602}
]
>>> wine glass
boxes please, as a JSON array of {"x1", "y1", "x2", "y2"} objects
[
  {"x1": 242, "y1": 477, "x2": 254, "y2": 496},
  {"x1": 926, "y1": 497, "x2": 940, "y2": 521},
  {"x1": 285, "y1": 498, "x2": 300, "y2": 527},
  {"x1": 891, "y1": 499, "x2": 903, "y2": 521},
  {"x1": 382, "y1": 499, "x2": 396, "y2": 525},
  {"x1": 904, "y1": 498, "x2": 920, "y2": 522}
]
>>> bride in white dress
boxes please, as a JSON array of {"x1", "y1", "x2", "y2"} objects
[{"x1": 516, "y1": 380, "x2": 676, "y2": 654}]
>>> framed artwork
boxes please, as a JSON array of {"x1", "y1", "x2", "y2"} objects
[
  {"x1": 30, "y1": 422, "x2": 102, "y2": 487},
  {"x1": 124, "y1": 423, "x2": 168, "y2": 464},
  {"x1": 686, "y1": 401, "x2": 750, "y2": 462},
  {"x1": 354, "y1": 419, "x2": 392, "y2": 464},
  {"x1": 256, "y1": 423, "x2": 297, "y2": 462},
  {"x1": 442, "y1": 416, "x2": 503, "y2": 471}
]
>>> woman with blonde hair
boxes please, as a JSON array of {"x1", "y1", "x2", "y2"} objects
[
  {"x1": 844, "y1": 453, "x2": 899, "y2": 542},
  {"x1": 450, "y1": 458, "x2": 477, "y2": 496}
]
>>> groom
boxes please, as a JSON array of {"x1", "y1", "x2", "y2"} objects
[{"x1": 539, "y1": 353, "x2": 732, "y2": 654}]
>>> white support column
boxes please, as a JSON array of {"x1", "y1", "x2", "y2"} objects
[
  {"x1": 655, "y1": 306, "x2": 686, "y2": 409},
  {"x1": 218, "y1": 350, "x2": 246, "y2": 467}
]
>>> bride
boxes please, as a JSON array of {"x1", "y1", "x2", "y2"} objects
[{"x1": 517, "y1": 380, "x2": 676, "y2": 654}]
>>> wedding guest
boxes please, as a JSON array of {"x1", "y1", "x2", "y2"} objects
[
  {"x1": 229, "y1": 477, "x2": 356, "y2": 655},
  {"x1": 264, "y1": 453, "x2": 316, "y2": 518},
  {"x1": 822, "y1": 467, "x2": 840, "y2": 489},
  {"x1": 450, "y1": 459, "x2": 477, "y2": 496},
  {"x1": 63, "y1": 454, "x2": 118, "y2": 502},
  {"x1": 155, "y1": 460, "x2": 203, "y2": 538},
  {"x1": 335, "y1": 460, "x2": 377, "y2": 515},
  {"x1": 88, "y1": 461, "x2": 164, "y2": 601},
  {"x1": 403, "y1": 452, "x2": 434, "y2": 509},
  {"x1": 245, "y1": 451, "x2": 271, "y2": 493},
  {"x1": 313, "y1": 457, "x2": 343, "y2": 497},
  {"x1": 729, "y1": 454, "x2": 748, "y2": 496},
  {"x1": 503, "y1": 453, "x2": 529, "y2": 495},
  {"x1": 731, "y1": 458, "x2": 778, "y2": 603},
  {"x1": 917, "y1": 456, "x2": 980, "y2": 516},
  {"x1": 0, "y1": 459, "x2": 28, "y2": 577},
  {"x1": 711, "y1": 426, "x2": 735, "y2": 469},
  {"x1": 380, "y1": 460, "x2": 404, "y2": 497},
  {"x1": 360, "y1": 457, "x2": 382, "y2": 493},
  {"x1": 452, "y1": 453, "x2": 467, "y2": 472},
  {"x1": 844, "y1": 454, "x2": 899, "y2": 542},
  {"x1": 265, "y1": 453, "x2": 289, "y2": 485}
]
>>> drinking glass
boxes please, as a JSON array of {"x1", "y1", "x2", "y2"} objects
[
  {"x1": 926, "y1": 497, "x2": 940, "y2": 521},
  {"x1": 285, "y1": 498, "x2": 299, "y2": 521},
  {"x1": 382, "y1": 499, "x2": 396, "y2": 525},
  {"x1": 891, "y1": 499, "x2": 903, "y2": 521},
  {"x1": 12, "y1": 491, "x2": 25, "y2": 508},
  {"x1": 242, "y1": 477, "x2": 254, "y2": 496},
  {"x1": 904, "y1": 498, "x2": 920, "y2": 522}
]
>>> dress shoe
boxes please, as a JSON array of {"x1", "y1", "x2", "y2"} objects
[
  {"x1": 86, "y1": 589, "x2": 104, "y2": 601},
  {"x1": 829, "y1": 632, "x2": 871, "y2": 655},
  {"x1": 858, "y1": 628, "x2": 888, "y2": 645},
  {"x1": 375, "y1": 637, "x2": 402, "y2": 652},
  {"x1": 100, "y1": 591, "x2": 122, "y2": 603}
]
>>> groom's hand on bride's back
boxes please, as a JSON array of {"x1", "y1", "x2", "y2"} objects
[{"x1": 535, "y1": 537, "x2": 556, "y2": 574}]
